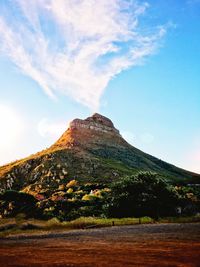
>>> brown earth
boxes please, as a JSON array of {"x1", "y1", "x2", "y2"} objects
[{"x1": 0, "y1": 223, "x2": 200, "y2": 267}]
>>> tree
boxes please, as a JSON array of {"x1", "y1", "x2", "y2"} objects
[
  {"x1": 107, "y1": 172, "x2": 179, "y2": 218},
  {"x1": 0, "y1": 190, "x2": 37, "y2": 218}
]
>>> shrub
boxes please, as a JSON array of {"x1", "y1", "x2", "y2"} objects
[
  {"x1": 0, "y1": 190, "x2": 38, "y2": 218},
  {"x1": 66, "y1": 180, "x2": 78, "y2": 188},
  {"x1": 107, "y1": 172, "x2": 179, "y2": 218}
]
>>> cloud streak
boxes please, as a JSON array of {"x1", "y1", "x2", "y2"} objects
[
  {"x1": 38, "y1": 118, "x2": 68, "y2": 139},
  {"x1": 0, "y1": 0, "x2": 166, "y2": 109}
]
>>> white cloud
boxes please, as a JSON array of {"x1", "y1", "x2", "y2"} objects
[
  {"x1": 121, "y1": 131, "x2": 135, "y2": 145},
  {"x1": 0, "y1": 104, "x2": 24, "y2": 149},
  {"x1": 122, "y1": 130, "x2": 154, "y2": 146},
  {"x1": 37, "y1": 118, "x2": 68, "y2": 140},
  {"x1": 0, "y1": 0, "x2": 166, "y2": 109},
  {"x1": 0, "y1": 104, "x2": 26, "y2": 166},
  {"x1": 140, "y1": 133, "x2": 154, "y2": 144}
]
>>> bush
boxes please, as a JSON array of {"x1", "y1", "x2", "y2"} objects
[
  {"x1": 66, "y1": 180, "x2": 78, "y2": 188},
  {"x1": 107, "y1": 172, "x2": 179, "y2": 218},
  {"x1": 0, "y1": 190, "x2": 38, "y2": 218}
]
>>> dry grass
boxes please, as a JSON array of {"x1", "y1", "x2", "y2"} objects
[
  {"x1": 1, "y1": 215, "x2": 200, "y2": 238},
  {"x1": 0, "y1": 216, "x2": 152, "y2": 237}
]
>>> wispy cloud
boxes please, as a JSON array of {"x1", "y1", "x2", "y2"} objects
[
  {"x1": 121, "y1": 131, "x2": 135, "y2": 144},
  {"x1": 37, "y1": 118, "x2": 67, "y2": 139},
  {"x1": 0, "y1": 0, "x2": 166, "y2": 109},
  {"x1": 187, "y1": 0, "x2": 200, "y2": 4}
]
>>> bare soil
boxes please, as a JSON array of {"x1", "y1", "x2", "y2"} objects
[{"x1": 0, "y1": 223, "x2": 200, "y2": 267}]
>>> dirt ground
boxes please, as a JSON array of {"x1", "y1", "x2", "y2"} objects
[{"x1": 0, "y1": 223, "x2": 200, "y2": 267}]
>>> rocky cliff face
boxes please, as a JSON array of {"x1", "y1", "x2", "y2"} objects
[
  {"x1": 51, "y1": 113, "x2": 124, "y2": 150},
  {"x1": 0, "y1": 113, "x2": 200, "y2": 193}
]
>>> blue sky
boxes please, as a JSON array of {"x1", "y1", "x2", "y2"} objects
[{"x1": 0, "y1": 0, "x2": 200, "y2": 173}]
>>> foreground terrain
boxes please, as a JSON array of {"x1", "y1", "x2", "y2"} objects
[{"x1": 0, "y1": 223, "x2": 200, "y2": 267}]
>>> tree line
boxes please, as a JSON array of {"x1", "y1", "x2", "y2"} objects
[{"x1": 0, "y1": 172, "x2": 199, "y2": 220}]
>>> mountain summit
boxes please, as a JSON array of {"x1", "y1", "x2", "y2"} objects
[
  {"x1": 52, "y1": 113, "x2": 125, "y2": 150},
  {"x1": 0, "y1": 113, "x2": 199, "y2": 193}
]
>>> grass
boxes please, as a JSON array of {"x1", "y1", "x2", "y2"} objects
[
  {"x1": 101, "y1": 158, "x2": 137, "y2": 174},
  {"x1": 0, "y1": 215, "x2": 200, "y2": 238},
  {"x1": 0, "y1": 216, "x2": 152, "y2": 237},
  {"x1": 46, "y1": 216, "x2": 153, "y2": 229},
  {"x1": 158, "y1": 215, "x2": 200, "y2": 224}
]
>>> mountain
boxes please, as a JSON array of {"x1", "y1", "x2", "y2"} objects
[{"x1": 0, "y1": 113, "x2": 199, "y2": 193}]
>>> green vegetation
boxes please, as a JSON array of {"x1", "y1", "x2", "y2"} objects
[
  {"x1": 100, "y1": 158, "x2": 137, "y2": 175},
  {"x1": 1, "y1": 215, "x2": 200, "y2": 238},
  {"x1": 106, "y1": 172, "x2": 180, "y2": 218},
  {"x1": 0, "y1": 190, "x2": 39, "y2": 218},
  {"x1": 0, "y1": 172, "x2": 200, "y2": 227}
]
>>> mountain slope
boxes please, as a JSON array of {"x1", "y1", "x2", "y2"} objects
[{"x1": 0, "y1": 113, "x2": 199, "y2": 193}]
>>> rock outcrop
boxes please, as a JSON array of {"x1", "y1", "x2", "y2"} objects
[
  {"x1": 52, "y1": 113, "x2": 124, "y2": 150},
  {"x1": 71, "y1": 113, "x2": 118, "y2": 132}
]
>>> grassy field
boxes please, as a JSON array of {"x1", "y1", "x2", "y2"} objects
[{"x1": 0, "y1": 215, "x2": 200, "y2": 238}]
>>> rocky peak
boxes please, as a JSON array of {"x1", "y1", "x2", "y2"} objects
[
  {"x1": 69, "y1": 113, "x2": 120, "y2": 135},
  {"x1": 52, "y1": 113, "x2": 122, "y2": 149},
  {"x1": 85, "y1": 113, "x2": 114, "y2": 128}
]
